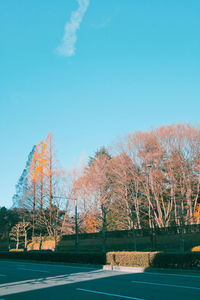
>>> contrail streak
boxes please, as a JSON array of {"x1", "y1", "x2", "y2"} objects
[{"x1": 56, "y1": 0, "x2": 90, "y2": 57}]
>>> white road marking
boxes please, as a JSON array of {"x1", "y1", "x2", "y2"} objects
[
  {"x1": 132, "y1": 280, "x2": 200, "y2": 290},
  {"x1": 144, "y1": 272, "x2": 200, "y2": 278},
  {"x1": 17, "y1": 268, "x2": 49, "y2": 273},
  {"x1": 77, "y1": 288, "x2": 145, "y2": 300}
]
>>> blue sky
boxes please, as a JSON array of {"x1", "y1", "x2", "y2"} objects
[{"x1": 0, "y1": 0, "x2": 200, "y2": 208}]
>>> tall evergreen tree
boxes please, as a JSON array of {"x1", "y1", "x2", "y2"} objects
[
  {"x1": 88, "y1": 146, "x2": 111, "y2": 166},
  {"x1": 12, "y1": 146, "x2": 36, "y2": 208}
]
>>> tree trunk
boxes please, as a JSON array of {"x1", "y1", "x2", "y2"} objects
[
  {"x1": 24, "y1": 230, "x2": 27, "y2": 248},
  {"x1": 16, "y1": 230, "x2": 19, "y2": 250}
]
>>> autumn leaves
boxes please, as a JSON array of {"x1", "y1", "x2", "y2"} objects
[
  {"x1": 71, "y1": 124, "x2": 200, "y2": 233},
  {"x1": 17, "y1": 124, "x2": 200, "y2": 240}
]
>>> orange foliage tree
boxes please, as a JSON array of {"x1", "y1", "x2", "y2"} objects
[{"x1": 25, "y1": 132, "x2": 65, "y2": 236}]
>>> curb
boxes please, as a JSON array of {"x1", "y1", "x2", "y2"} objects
[
  {"x1": 103, "y1": 265, "x2": 146, "y2": 273},
  {"x1": 102, "y1": 265, "x2": 200, "y2": 276}
]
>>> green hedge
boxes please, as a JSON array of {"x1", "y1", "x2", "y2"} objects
[
  {"x1": 0, "y1": 251, "x2": 105, "y2": 265},
  {"x1": 151, "y1": 252, "x2": 200, "y2": 269},
  {"x1": 106, "y1": 252, "x2": 157, "y2": 268},
  {"x1": 0, "y1": 251, "x2": 200, "y2": 269},
  {"x1": 106, "y1": 251, "x2": 200, "y2": 269}
]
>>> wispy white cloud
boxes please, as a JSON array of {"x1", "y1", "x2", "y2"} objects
[{"x1": 56, "y1": 0, "x2": 90, "y2": 57}]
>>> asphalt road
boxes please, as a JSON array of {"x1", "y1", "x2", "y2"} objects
[{"x1": 0, "y1": 260, "x2": 199, "y2": 300}]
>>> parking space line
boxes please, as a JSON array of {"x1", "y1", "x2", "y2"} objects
[
  {"x1": 132, "y1": 280, "x2": 200, "y2": 290},
  {"x1": 76, "y1": 288, "x2": 145, "y2": 300}
]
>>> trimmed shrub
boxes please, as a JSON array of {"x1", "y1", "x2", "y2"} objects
[
  {"x1": 0, "y1": 250, "x2": 200, "y2": 270},
  {"x1": 9, "y1": 249, "x2": 24, "y2": 252},
  {"x1": 0, "y1": 251, "x2": 106, "y2": 265},
  {"x1": 106, "y1": 251, "x2": 200, "y2": 269},
  {"x1": 150, "y1": 252, "x2": 200, "y2": 269},
  {"x1": 106, "y1": 252, "x2": 157, "y2": 268},
  {"x1": 191, "y1": 246, "x2": 200, "y2": 252}
]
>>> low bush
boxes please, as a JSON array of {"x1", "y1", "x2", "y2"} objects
[
  {"x1": 106, "y1": 252, "x2": 157, "y2": 268},
  {"x1": 106, "y1": 251, "x2": 200, "y2": 269},
  {"x1": 0, "y1": 251, "x2": 200, "y2": 270},
  {"x1": 0, "y1": 251, "x2": 106, "y2": 265},
  {"x1": 191, "y1": 246, "x2": 200, "y2": 252},
  {"x1": 9, "y1": 249, "x2": 24, "y2": 252},
  {"x1": 150, "y1": 252, "x2": 200, "y2": 269}
]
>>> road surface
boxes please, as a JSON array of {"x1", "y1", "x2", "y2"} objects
[{"x1": 0, "y1": 260, "x2": 199, "y2": 299}]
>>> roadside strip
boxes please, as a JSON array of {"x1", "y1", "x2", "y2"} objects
[
  {"x1": 103, "y1": 265, "x2": 200, "y2": 277},
  {"x1": 1, "y1": 259, "x2": 200, "y2": 278}
]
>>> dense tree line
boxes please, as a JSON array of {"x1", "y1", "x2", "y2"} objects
[
  {"x1": 5, "y1": 124, "x2": 200, "y2": 249},
  {"x1": 72, "y1": 124, "x2": 200, "y2": 233}
]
